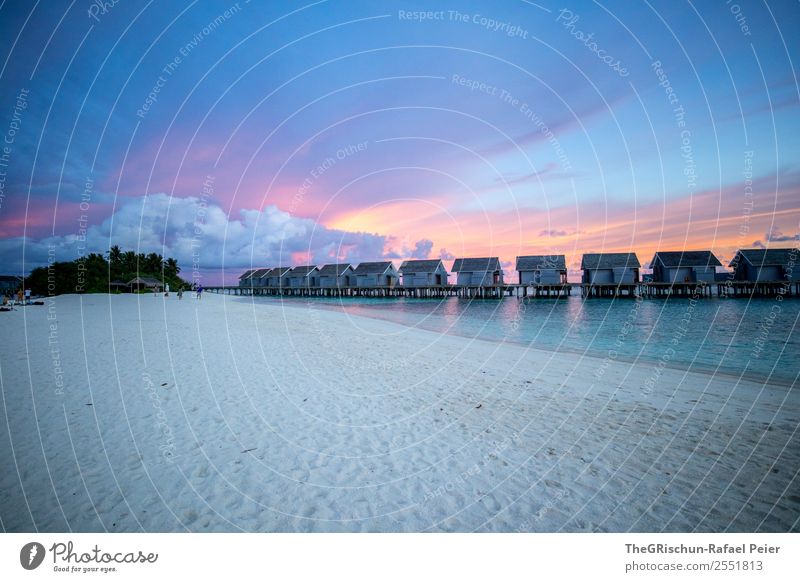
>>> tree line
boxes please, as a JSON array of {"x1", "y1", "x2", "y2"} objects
[{"x1": 24, "y1": 246, "x2": 190, "y2": 296}]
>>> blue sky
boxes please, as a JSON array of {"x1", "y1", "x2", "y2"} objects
[{"x1": 0, "y1": 0, "x2": 798, "y2": 281}]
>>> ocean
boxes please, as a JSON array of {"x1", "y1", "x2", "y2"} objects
[{"x1": 251, "y1": 294, "x2": 799, "y2": 387}]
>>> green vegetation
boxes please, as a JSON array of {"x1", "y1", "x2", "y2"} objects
[{"x1": 25, "y1": 246, "x2": 189, "y2": 295}]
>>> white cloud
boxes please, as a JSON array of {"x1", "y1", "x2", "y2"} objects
[
  {"x1": 438, "y1": 248, "x2": 455, "y2": 261},
  {"x1": 0, "y1": 193, "x2": 431, "y2": 273},
  {"x1": 409, "y1": 239, "x2": 433, "y2": 259}
]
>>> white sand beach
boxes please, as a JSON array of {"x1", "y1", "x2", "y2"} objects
[{"x1": 0, "y1": 293, "x2": 797, "y2": 532}]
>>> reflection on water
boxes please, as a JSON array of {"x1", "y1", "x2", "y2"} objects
[{"x1": 252, "y1": 294, "x2": 798, "y2": 386}]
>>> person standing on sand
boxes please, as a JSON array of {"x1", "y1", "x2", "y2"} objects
[
  {"x1": 196, "y1": 285, "x2": 203, "y2": 299},
  {"x1": 177, "y1": 289, "x2": 183, "y2": 300},
  {"x1": 165, "y1": 283, "x2": 170, "y2": 297}
]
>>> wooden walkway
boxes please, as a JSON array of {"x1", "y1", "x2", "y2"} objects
[
  {"x1": 640, "y1": 282, "x2": 715, "y2": 298},
  {"x1": 716, "y1": 280, "x2": 800, "y2": 297},
  {"x1": 204, "y1": 283, "x2": 572, "y2": 299},
  {"x1": 203, "y1": 280, "x2": 799, "y2": 299},
  {"x1": 581, "y1": 283, "x2": 638, "y2": 298}
]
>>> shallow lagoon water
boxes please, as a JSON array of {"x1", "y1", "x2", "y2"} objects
[{"x1": 250, "y1": 293, "x2": 799, "y2": 387}]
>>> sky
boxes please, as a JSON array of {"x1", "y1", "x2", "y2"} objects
[{"x1": 0, "y1": 0, "x2": 798, "y2": 283}]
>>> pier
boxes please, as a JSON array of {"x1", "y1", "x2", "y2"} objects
[
  {"x1": 203, "y1": 280, "x2": 799, "y2": 299},
  {"x1": 716, "y1": 280, "x2": 800, "y2": 297},
  {"x1": 580, "y1": 284, "x2": 638, "y2": 298},
  {"x1": 204, "y1": 283, "x2": 573, "y2": 299},
  {"x1": 641, "y1": 282, "x2": 714, "y2": 298}
]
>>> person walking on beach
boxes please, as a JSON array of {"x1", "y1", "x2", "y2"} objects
[
  {"x1": 165, "y1": 283, "x2": 170, "y2": 297},
  {"x1": 24, "y1": 288, "x2": 31, "y2": 304},
  {"x1": 196, "y1": 284, "x2": 203, "y2": 300},
  {"x1": 177, "y1": 288, "x2": 183, "y2": 300}
]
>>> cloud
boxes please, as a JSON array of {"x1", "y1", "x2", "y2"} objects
[
  {"x1": 439, "y1": 248, "x2": 455, "y2": 261},
  {"x1": 765, "y1": 228, "x2": 798, "y2": 243},
  {"x1": 538, "y1": 229, "x2": 569, "y2": 237},
  {"x1": 0, "y1": 193, "x2": 417, "y2": 275},
  {"x1": 409, "y1": 239, "x2": 433, "y2": 259}
]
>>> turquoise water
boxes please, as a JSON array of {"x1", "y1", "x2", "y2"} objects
[{"x1": 252, "y1": 294, "x2": 799, "y2": 386}]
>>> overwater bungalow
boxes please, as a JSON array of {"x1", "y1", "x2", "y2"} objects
[
  {"x1": 515, "y1": 255, "x2": 567, "y2": 285},
  {"x1": 399, "y1": 259, "x2": 449, "y2": 287},
  {"x1": 288, "y1": 265, "x2": 320, "y2": 288},
  {"x1": 318, "y1": 264, "x2": 356, "y2": 288},
  {"x1": 238, "y1": 269, "x2": 256, "y2": 287},
  {"x1": 452, "y1": 257, "x2": 503, "y2": 286},
  {"x1": 581, "y1": 253, "x2": 640, "y2": 284},
  {"x1": 729, "y1": 248, "x2": 799, "y2": 281},
  {"x1": 353, "y1": 261, "x2": 399, "y2": 287},
  {"x1": 255, "y1": 268, "x2": 274, "y2": 287},
  {"x1": 258, "y1": 268, "x2": 272, "y2": 287},
  {"x1": 240, "y1": 268, "x2": 269, "y2": 287},
  {"x1": 650, "y1": 251, "x2": 721, "y2": 283},
  {"x1": 265, "y1": 266, "x2": 292, "y2": 288}
]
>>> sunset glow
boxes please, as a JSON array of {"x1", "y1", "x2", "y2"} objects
[{"x1": 0, "y1": 2, "x2": 797, "y2": 283}]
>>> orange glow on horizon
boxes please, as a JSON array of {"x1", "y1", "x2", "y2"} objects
[{"x1": 318, "y1": 185, "x2": 796, "y2": 277}]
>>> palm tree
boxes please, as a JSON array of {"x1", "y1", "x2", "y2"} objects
[
  {"x1": 164, "y1": 258, "x2": 180, "y2": 277},
  {"x1": 136, "y1": 253, "x2": 146, "y2": 275},
  {"x1": 85, "y1": 253, "x2": 106, "y2": 265},
  {"x1": 145, "y1": 252, "x2": 163, "y2": 274},
  {"x1": 108, "y1": 245, "x2": 122, "y2": 267},
  {"x1": 122, "y1": 251, "x2": 137, "y2": 275}
]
